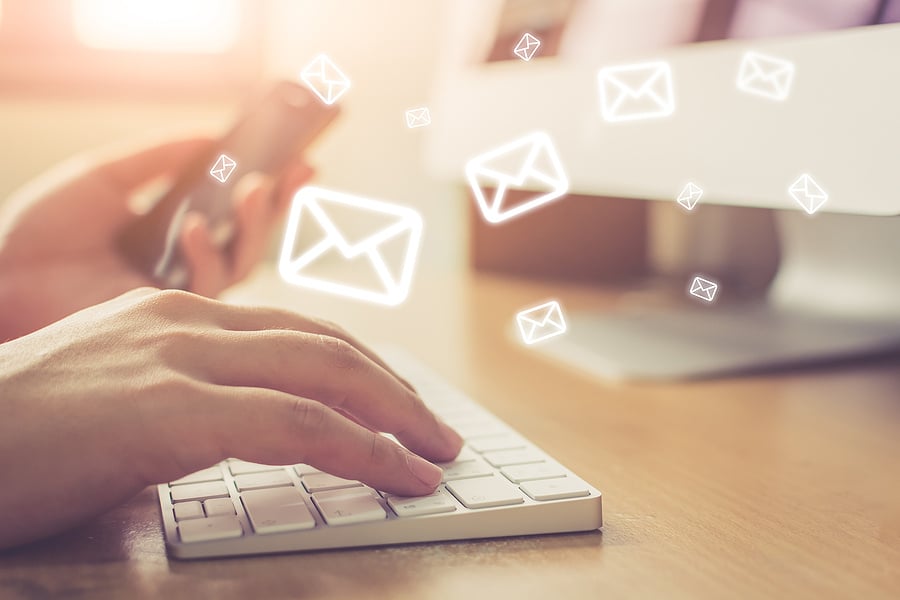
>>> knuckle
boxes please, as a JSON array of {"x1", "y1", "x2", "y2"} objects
[
  {"x1": 316, "y1": 318, "x2": 349, "y2": 339},
  {"x1": 316, "y1": 335, "x2": 363, "y2": 371},
  {"x1": 291, "y1": 398, "x2": 328, "y2": 436},
  {"x1": 137, "y1": 289, "x2": 197, "y2": 318}
]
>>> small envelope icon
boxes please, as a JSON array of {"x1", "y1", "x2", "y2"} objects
[
  {"x1": 300, "y1": 54, "x2": 351, "y2": 105},
  {"x1": 278, "y1": 186, "x2": 423, "y2": 306},
  {"x1": 516, "y1": 300, "x2": 567, "y2": 345},
  {"x1": 209, "y1": 153, "x2": 237, "y2": 184},
  {"x1": 465, "y1": 131, "x2": 569, "y2": 224},
  {"x1": 513, "y1": 32, "x2": 541, "y2": 62},
  {"x1": 597, "y1": 60, "x2": 675, "y2": 123},
  {"x1": 677, "y1": 182, "x2": 703, "y2": 211},
  {"x1": 788, "y1": 174, "x2": 828, "y2": 215},
  {"x1": 405, "y1": 107, "x2": 431, "y2": 128},
  {"x1": 688, "y1": 276, "x2": 718, "y2": 303},
  {"x1": 736, "y1": 51, "x2": 795, "y2": 102}
]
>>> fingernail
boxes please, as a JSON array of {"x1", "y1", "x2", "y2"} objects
[{"x1": 405, "y1": 453, "x2": 442, "y2": 488}]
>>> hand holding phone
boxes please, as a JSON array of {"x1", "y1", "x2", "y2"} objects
[{"x1": 117, "y1": 81, "x2": 340, "y2": 289}]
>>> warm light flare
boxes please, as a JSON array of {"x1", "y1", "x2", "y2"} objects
[{"x1": 73, "y1": 0, "x2": 240, "y2": 53}]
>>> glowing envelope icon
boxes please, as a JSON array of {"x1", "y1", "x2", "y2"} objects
[
  {"x1": 788, "y1": 173, "x2": 828, "y2": 215},
  {"x1": 688, "y1": 275, "x2": 719, "y2": 303},
  {"x1": 465, "y1": 131, "x2": 569, "y2": 224},
  {"x1": 516, "y1": 300, "x2": 567, "y2": 345},
  {"x1": 513, "y1": 33, "x2": 541, "y2": 62},
  {"x1": 279, "y1": 186, "x2": 423, "y2": 306},
  {"x1": 677, "y1": 182, "x2": 703, "y2": 211},
  {"x1": 300, "y1": 54, "x2": 351, "y2": 105}
]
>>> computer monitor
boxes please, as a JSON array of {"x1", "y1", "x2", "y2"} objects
[{"x1": 426, "y1": 0, "x2": 900, "y2": 379}]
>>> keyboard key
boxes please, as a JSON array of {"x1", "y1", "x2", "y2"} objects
[
  {"x1": 447, "y1": 475, "x2": 525, "y2": 509},
  {"x1": 170, "y1": 466, "x2": 223, "y2": 486},
  {"x1": 501, "y1": 462, "x2": 567, "y2": 483},
  {"x1": 521, "y1": 477, "x2": 591, "y2": 501},
  {"x1": 171, "y1": 480, "x2": 229, "y2": 503},
  {"x1": 387, "y1": 489, "x2": 457, "y2": 517},
  {"x1": 203, "y1": 498, "x2": 236, "y2": 517},
  {"x1": 454, "y1": 420, "x2": 507, "y2": 439},
  {"x1": 313, "y1": 491, "x2": 387, "y2": 526},
  {"x1": 178, "y1": 516, "x2": 243, "y2": 543},
  {"x1": 293, "y1": 464, "x2": 321, "y2": 477},
  {"x1": 173, "y1": 500, "x2": 204, "y2": 521},
  {"x1": 228, "y1": 460, "x2": 283, "y2": 476},
  {"x1": 233, "y1": 470, "x2": 292, "y2": 491},
  {"x1": 482, "y1": 448, "x2": 545, "y2": 467},
  {"x1": 439, "y1": 457, "x2": 493, "y2": 482},
  {"x1": 242, "y1": 487, "x2": 316, "y2": 534},
  {"x1": 302, "y1": 472, "x2": 363, "y2": 493},
  {"x1": 447, "y1": 446, "x2": 477, "y2": 463},
  {"x1": 468, "y1": 434, "x2": 526, "y2": 453}
]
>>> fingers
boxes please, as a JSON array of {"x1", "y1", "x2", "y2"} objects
[
  {"x1": 272, "y1": 161, "x2": 315, "y2": 216},
  {"x1": 204, "y1": 330, "x2": 462, "y2": 463},
  {"x1": 211, "y1": 304, "x2": 418, "y2": 392},
  {"x1": 180, "y1": 213, "x2": 229, "y2": 297},
  {"x1": 95, "y1": 137, "x2": 213, "y2": 192},
  {"x1": 230, "y1": 175, "x2": 275, "y2": 282},
  {"x1": 208, "y1": 387, "x2": 443, "y2": 497}
]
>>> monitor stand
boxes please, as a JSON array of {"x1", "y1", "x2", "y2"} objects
[{"x1": 533, "y1": 212, "x2": 900, "y2": 381}]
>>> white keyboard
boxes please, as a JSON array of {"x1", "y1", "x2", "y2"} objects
[{"x1": 158, "y1": 350, "x2": 602, "y2": 559}]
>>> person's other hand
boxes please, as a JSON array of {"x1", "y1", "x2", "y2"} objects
[
  {"x1": 0, "y1": 288, "x2": 463, "y2": 550},
  {"x1": 0, "y1": 137, "x2": 312, "y2": 339}
]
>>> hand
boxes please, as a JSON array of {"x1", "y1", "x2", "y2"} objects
[
  {"x1": 0, "y1": 137, "x2": 313, "y2": 339},
  {"x1": 0, "y1": 288, "x2": 463, "y2": 549}
]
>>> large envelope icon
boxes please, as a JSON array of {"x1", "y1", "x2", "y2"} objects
[
  {"x1": 688, "y1": 276, "x2": 718, "y2": 302},
  {"x1": 788, "y1": 173, "x2": 828, "y2": 215},
  {"x1": 597, "y1": 60, "x2": 675, "y2": 123},
  {"x1": 465, "y1": 131, "x2": 569, "y2": 224},
  {"x1": 516, "y1": 300, "x2": 567, "y2": 345},
  {"x1": 300, "y1": 54, "x2": 351, "y2": 105},
  {"x1": 736, "y1": 51, "x2": 795, "y2": 102},
  {"x1": 278, "y1": 186, "x2": 423, "y2": 306}
]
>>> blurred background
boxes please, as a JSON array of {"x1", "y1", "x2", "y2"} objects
[
  {"x1": 4, "y1": 0, "x2": 869, "y2": 292},
  {"x1": 0, "y1": 0, "x2": 724, "y2": 290},
  {"x1": 0, "y1": 0, "x2": 466, "y2": 271}
]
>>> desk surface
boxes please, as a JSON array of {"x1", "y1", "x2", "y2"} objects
[{"x1": 2, "y1": 269, "x2": 899, "y2": 600}]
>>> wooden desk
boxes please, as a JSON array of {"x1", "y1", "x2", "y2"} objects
[{"x1": 2, "y1": 269, "x2": 899, "y2": 599}]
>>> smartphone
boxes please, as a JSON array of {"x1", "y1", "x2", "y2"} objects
[{"x1": 117, "y1": 80, "x2": 340, "y2": 289}]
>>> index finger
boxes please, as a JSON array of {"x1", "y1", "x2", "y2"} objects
[{"x1": 212, "y1": 304, "x2": 419, "y2": 393}]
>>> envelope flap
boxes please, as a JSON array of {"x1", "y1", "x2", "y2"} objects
[
  {"x1": 299, "y1": 189, "x2": 419, "y2": 261},
  {"x1": 606, "y1": 64, "x2": 667, "y2": 98},
  {"x1": 747, "y1": 53, "x2": 792, "y2": 80},
  {"x1": 518, "y1": 303, "x2": 561, "y2": 327},
  {"x1": 470, "y1": 133, "x2": 558, "y2": 185}
]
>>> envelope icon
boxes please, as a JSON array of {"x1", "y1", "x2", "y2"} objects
[
  {"x1": 677, "y1": 182, "x2": 703, "y2": 211},
  {"x1": 278, "y1": 186, "x2": 423, "y2": 306},
  {"x1": 513, "y1": 32, "x2": 541, "y2": 62},
  {"x1": 209, "y1": 153, "x2": 237, "y2": 184},
  {"x1": 597, "y1": 61, "x2": 675, "y2": 123},
  {"x1": 300, "y1": 54, "x2": 351, "y2": 105},
  {"x1": 688, "y1": 276, "x2": 718, "y2": 303},
  {"x1": 465, "y1": 131, "x2": 569, "y2": 224},
  {"x1": 405, "y1": 107, "x2": 431, "y2": 128},
  {"x1": 788, "y1": 173, "x2": 828, "y2": 215},
  {"x1": 736, "y1": 51, "x2": 795, "y2": 102},
  {"x1": 516, "y1": 300, "x2": 567, "y2": 345}
]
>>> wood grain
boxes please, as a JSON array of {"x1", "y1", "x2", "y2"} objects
[{"x1": 1, "y1": 268, "x2": 898, "y2": 600}]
